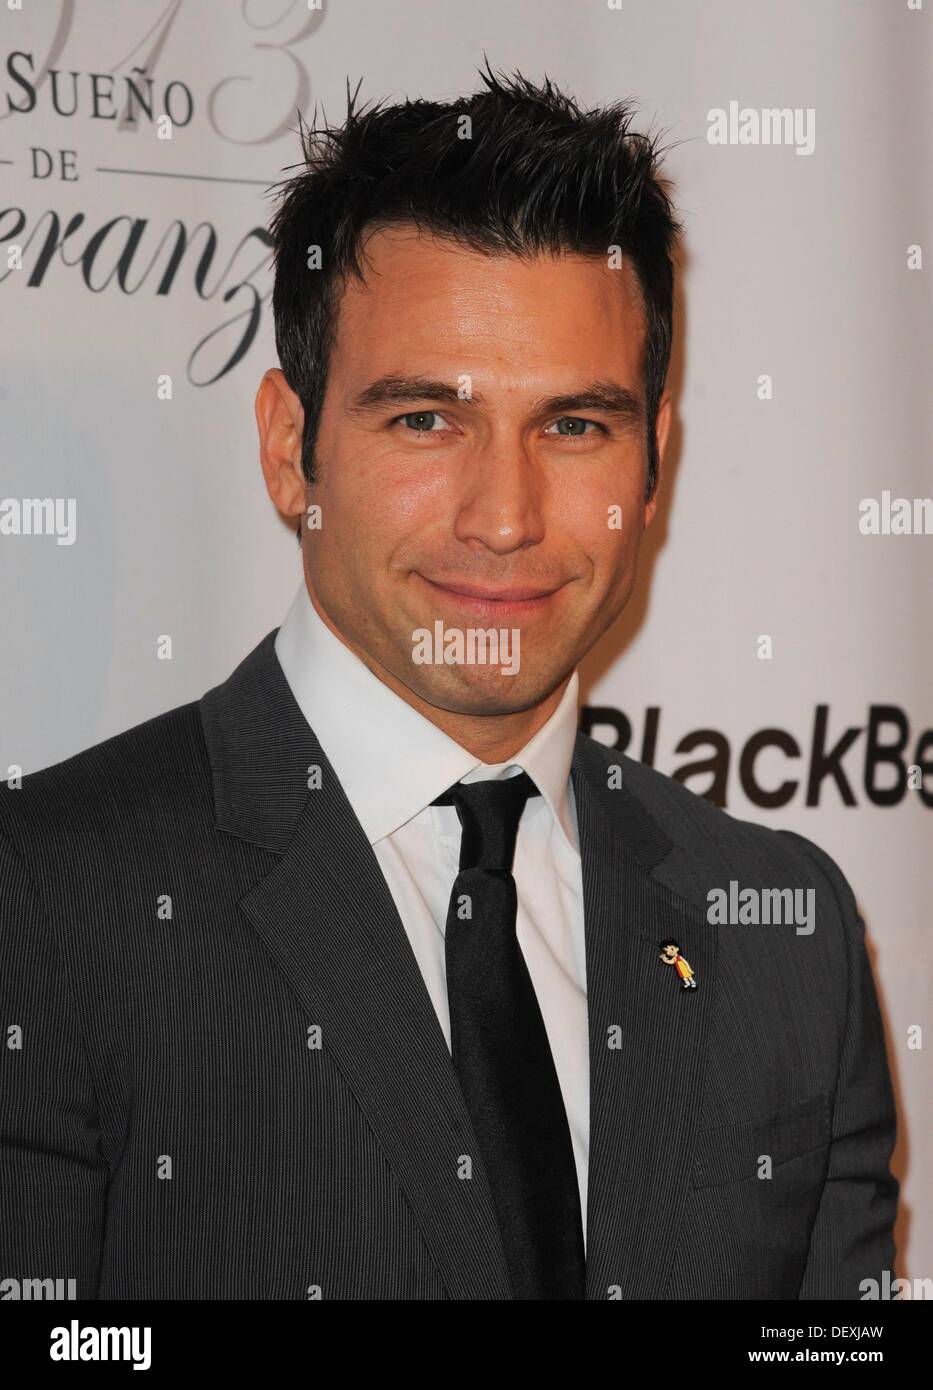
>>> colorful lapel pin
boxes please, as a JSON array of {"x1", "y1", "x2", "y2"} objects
[{"x1": 659, "y1": 938, "x2": 697, "y2": 990}]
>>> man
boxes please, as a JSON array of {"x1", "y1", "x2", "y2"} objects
[{"x1": 0, "y1": 67, "x2": 898, "y2": 1301}]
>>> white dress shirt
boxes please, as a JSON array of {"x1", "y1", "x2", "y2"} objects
[{"x1": 275, "y1": 583, "x2": 589, "y2": 1243}]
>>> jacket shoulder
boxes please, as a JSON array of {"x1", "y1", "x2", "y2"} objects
[
  {"x1": 0, "y1": 699, "x2": 211, "y2": 859},
  {"x1": 576, "y1": 732, "x2": 851, "y2": 894}
]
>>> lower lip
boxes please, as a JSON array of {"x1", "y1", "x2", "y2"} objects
[{"x1": 417, "y1": 575, "x2": 561, "y2": 618}]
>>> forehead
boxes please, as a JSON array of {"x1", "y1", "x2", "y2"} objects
[{"x1": 329, "y1": 222, "x2": 646, "y2": 388}]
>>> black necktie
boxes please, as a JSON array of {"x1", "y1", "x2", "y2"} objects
[{"x1": 431, "y1": 771, "x2": 586, "y2": 1299}]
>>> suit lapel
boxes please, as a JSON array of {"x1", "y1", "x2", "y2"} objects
[
  {"x1": 200, "y1": 632, "x2": 512, "y2": 1300},
  {"x1": 571, "y1": 736, "x2": 718, "y2": 1300}
]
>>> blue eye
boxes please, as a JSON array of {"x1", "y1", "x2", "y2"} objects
[
  {"x1": 545, "y1": 417, "x2": 603, "y2": 437},
  {"x1": 396, "y1": 411, "x2": 449, "y2": 432}
]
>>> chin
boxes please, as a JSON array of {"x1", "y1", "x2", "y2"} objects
[{"x1": 412, "y1": 668, "x2": 550, "y2": 718}]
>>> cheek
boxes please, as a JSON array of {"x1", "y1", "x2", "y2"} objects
[
  {"x1": 340, "y1": 450, "x2": 447, "y2": 537},
  {"x1": 558, "y1": 480, "x2": 644, "y2": 576},
  {"x1": 555, "y1": 447, "x2": 646, "y2": 526}
]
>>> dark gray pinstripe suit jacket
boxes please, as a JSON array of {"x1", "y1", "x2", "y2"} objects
[{"x1": 0, "y1": 631, "x2": 898, "y2": 1300}]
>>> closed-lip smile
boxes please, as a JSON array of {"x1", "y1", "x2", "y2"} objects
[
  {"x1": 416, "y1": 573, "x2": 566, "y2": 613},
  {"x1": 422, "y1": 577, "x2": 559, "y2": 601}
]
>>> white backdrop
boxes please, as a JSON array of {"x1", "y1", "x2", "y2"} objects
[{"x1": 1, "y1": 0, "x2": 930, "y2": 1283}]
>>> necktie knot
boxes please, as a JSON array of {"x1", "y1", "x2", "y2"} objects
[{"x1": 431, "y1": 770, "x2": 541, "y2": 872}]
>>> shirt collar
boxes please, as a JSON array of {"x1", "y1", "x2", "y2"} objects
[{"x1": 274, "y1": 582, "x2": 580, "y2": 857}]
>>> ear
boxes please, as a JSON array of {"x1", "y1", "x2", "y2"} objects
[
  {"x1": 644, "y1": 390, "x2": 672, "y2": 526},
  {"x1": 255, "y1": 368, "x2": 306, "y2": 518}
]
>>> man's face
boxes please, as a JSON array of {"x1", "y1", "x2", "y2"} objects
[{"x1": 300, "y1": 223, "x2": 668, "y2": 716}]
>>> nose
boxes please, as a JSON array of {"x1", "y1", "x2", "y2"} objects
[{"x1": 451, "y1": 439, "x2": 546, "y2": 556}]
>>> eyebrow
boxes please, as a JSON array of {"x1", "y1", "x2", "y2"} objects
[{"x1": 347, "y1": 374, "x2": 644, "y2": 425}]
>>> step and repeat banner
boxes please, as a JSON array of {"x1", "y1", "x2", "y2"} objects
[{"x1": 1, "y1": 2, "x2": 930, "y2": 1282}]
